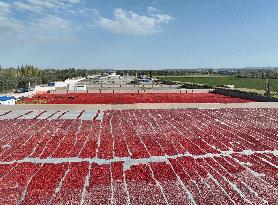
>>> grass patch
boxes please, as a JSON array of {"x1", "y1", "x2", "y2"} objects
[{"x1": 158, "y1": 76, "x2": 278, "y2": 92}]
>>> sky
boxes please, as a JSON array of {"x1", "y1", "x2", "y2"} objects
[{"x1": 1, "y1": 0, "x2": 278, "y2": 69}]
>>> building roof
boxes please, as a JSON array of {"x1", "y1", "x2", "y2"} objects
[{"x1": 0, "y1": 96, "x2": 16, "y2": 101}]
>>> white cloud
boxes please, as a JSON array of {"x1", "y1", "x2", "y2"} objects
[
  {"x1": 0, "y1": 14, "x2": 73, "y2": 43},
  {"x1": 147, "y1": 6, "x2": 159, "y2": 13},
  {"x1": 0, "y1": 0, "x2": 83, "y2": 43},
  {"x1": 0, "y1": 1, "x2": 11, "y2": 15},
  {"x1": 33, "y1": 15, "x2": 72, "y2": 32},
  {"x1": 96, "y1": 8, "x2": 173, "y2": 35},
  {"x1": 0, "y1": 16, "x2": 23, "y2": 33},
  {"x1": 12, "y1": 0, "x2": 80, "y2": 13},
  {"x1": 0, "y1": 1, "x2": 174, "y2": 43},
  {"x1": 30, "y1": 15, "x2": 73, "y2": 41},
  {"x1": 0, "y1": 1, "x2": 23, "y2": 37},
  {"x1": 67, "y1": 0, "x2": 80, "y2": 3}
]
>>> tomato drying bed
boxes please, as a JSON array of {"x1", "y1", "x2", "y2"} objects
[
  {"x1": 0, "y1": 108, "x2": 277, "y2": 204},
  {"x1": 22, "y1": 93, "x2": 252, "y2": 104}
]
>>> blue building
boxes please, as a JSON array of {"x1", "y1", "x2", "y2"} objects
[{"x1": 0, "y1": 96, "x2": 16, "y2": 105}]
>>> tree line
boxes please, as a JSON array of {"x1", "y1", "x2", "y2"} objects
[
  {"x1": 117, "y1": 69, "x2": 278, "y2": 78},
  {"x1": 0, "y1": 65, "x2": 88, "y2": 93},
  {"x1": 1, "y1": 65, "x2": 278, "y2": 93}
]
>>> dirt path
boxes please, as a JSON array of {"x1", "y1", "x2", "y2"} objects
[{"x1": 0, "y1": 102, "x2": 277, "y2": 111}]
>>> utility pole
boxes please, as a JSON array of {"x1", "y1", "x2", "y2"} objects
[{"x1": 264, "y1": 70, "x2": 271, "y2": 97}]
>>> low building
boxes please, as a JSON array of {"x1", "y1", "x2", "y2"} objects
[
  {"x1": 48, "y1": 81, "x2": 67, "y2": 88},
  {"x1": 99, "y1": 72, "x2": 123, "y2": 80},
  {"x1": 74, "y1": 85, "x2": 87, "y2": 91},
  {"x1": 0, "y1": 96, "x2": 16, "y2": 105}
]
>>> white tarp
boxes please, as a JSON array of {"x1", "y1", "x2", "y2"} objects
[
  {"x1": 96, "y1": 111, "x2": 104, "y2": 121},
  {"x1": 47, "y1": 111, "x2": 65, "y2": 120},
  {"x1": 0, "y1": 111, "x2": 7, "y2": 116},
  {"x1": 79, "y1": 111, "x2": 97, "y2": 120},
  {"x1": 0, "y1": 110, "x2": 30, "y2": 120},
  {"x1": 36, "y1": 110, "x2": 58, "y2": 120},
  {"x1": 59, "y1": 111, "x2": 82, "y2": 120},
  {"x1": 18, "y1": 110, "x2": 44, "y2": 120}
]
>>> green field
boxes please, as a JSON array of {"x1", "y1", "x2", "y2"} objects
[{"x1": 158, "y1": 76, "x2": 278, "y2": 92}]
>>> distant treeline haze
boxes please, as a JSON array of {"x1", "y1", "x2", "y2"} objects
[{"x1": 0, "y1": 65, "x2": 277, "y2": 93}]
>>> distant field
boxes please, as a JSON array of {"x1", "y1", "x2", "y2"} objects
[{"x1": 158, "y1": 76, "x2": 278, "y2": 92}]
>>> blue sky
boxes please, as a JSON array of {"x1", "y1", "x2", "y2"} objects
[{"x1": 1, "y1": 0, "x2": 278, "y2": 69}]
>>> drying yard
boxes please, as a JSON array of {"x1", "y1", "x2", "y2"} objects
[
  {"x1": 0, "y1": 93, "x2": 277, "y2": 205},
  {"x1": 21, "y1": 93, "x2": 252, "y2": 104},
  {"x1": 0, "y1": 99, "x2": 278, "y2": 204}
]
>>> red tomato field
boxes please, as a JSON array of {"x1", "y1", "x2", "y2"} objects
[
  {"x1": 21, "y1": 93, "x2": 252, "y2": 104},
  {"x1": 0, "y1": 108, "x2": 277, "y2": 204}
]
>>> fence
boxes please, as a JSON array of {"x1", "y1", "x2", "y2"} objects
[{"x1": 211, "y1": 88, "x2": 278, "y2": 102}]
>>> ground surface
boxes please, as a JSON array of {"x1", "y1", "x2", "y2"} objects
[
  {"x1": 0, "y1": 108, "x2": 277, "y2": 204},
  {"x1": 21, "y1": 93, "x2": 252, "y2": 104},
  {"x1": 1, "y1": 102, "x2": 278, "y2": 112}
]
